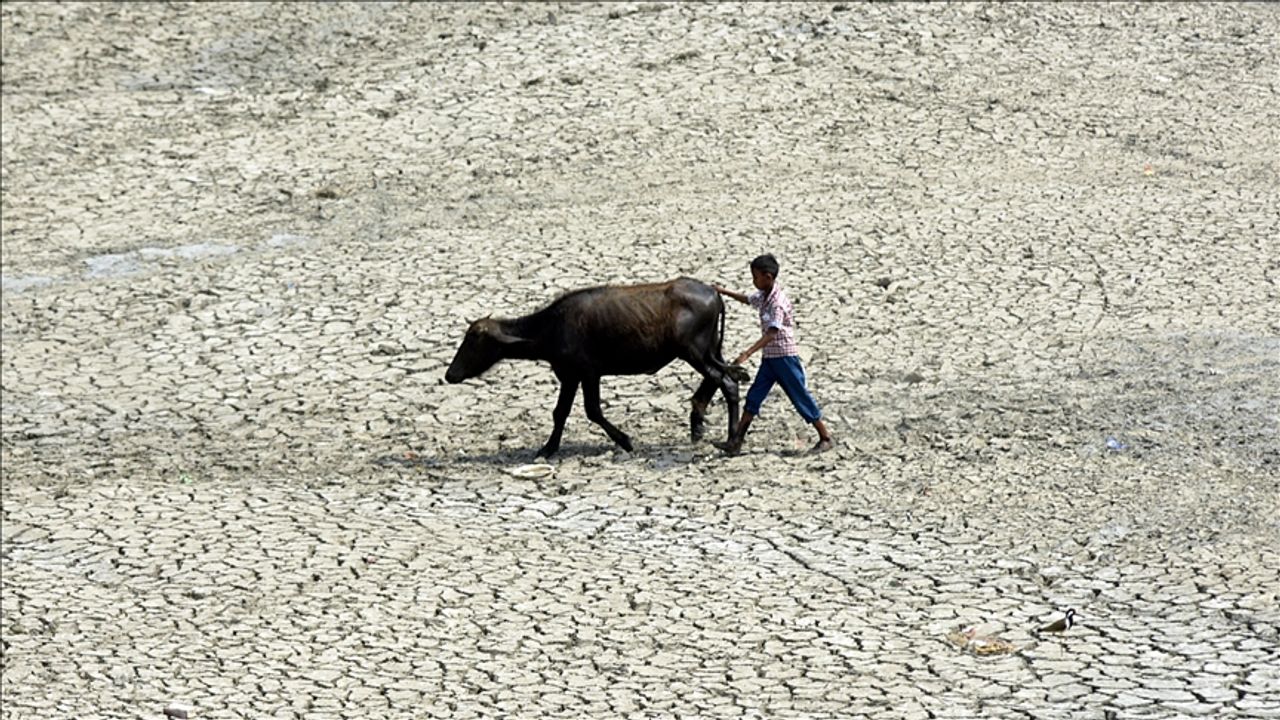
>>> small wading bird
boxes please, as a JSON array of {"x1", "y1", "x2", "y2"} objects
[{"x1": 1035, "y1": 608, "x2": 1076, "y2": 636}]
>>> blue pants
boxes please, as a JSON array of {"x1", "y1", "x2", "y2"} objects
[{"x1": 745, "y1": 356, "x2": 823, "y2": 423}]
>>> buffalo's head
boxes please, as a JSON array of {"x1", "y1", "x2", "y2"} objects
[{"x1": 444, "y1": 317, "x2": 524, "y2": 383}]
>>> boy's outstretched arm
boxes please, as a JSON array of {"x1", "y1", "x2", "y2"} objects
[
  {"x1": 734, "y1": 328, "x2": 779, "y2": 365},
  {"x1": 713, "y1": 284, "x2": 749, "y2": 305}
]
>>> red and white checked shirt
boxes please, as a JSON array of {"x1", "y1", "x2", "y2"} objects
[{"x1": 748, "y1": 284, "x2": 800, "y2": 358}]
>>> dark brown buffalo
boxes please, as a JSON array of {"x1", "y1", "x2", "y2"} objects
[{"x1": 445, "y1": 277, "x2": 741, "y2": 457}]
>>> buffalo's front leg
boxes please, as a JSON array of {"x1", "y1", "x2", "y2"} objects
[
  {"x1": 537, "y1": 377, "x2": 579, "y2": 458},
  {"x1": 582, "y1": 377, "x2": 633, "y2": 452}
]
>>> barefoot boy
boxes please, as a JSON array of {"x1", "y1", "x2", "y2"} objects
[{"x1": 713, "y1": 254, "x2": 834, "y2": 455}]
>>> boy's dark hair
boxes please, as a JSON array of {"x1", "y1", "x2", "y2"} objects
[{"x1": 750, "y1": 253, "x2": 780, "y2": 277}]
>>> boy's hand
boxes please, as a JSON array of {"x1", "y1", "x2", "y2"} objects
[{"x1": 714, "y1": 285, "x2": 748, "y2": 304}]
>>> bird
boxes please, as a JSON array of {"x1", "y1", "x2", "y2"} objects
[{"x1": 1035, "y1": 608, "x2": 1076, "y2": 635}]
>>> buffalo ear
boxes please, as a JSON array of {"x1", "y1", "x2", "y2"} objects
[{"x1": 490, "y1": 327, "x2": 526, "y2": 345}]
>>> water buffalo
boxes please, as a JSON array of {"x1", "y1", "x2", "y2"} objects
[{"x1": 444, "y1": 277, "x2": 741, "y2": 457}]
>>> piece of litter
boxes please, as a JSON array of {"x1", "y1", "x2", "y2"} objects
[
  {"x1": 969, "y1": 636, "x2": 1018, "y2": 655},
  {"x1": 1105, "y1": 436, "x2": 1128, "y2": 452},
  {"x1": 946, "y1": 626, "x2": 977, "y2": 647},
  {"x1": 165, "y1": 702, "x2": 194, "y2": 719},
  {"x1": 507, "y1": 464, "x2": 555, "y2": 479},
  {"x1": 946, "y1": 626, "x2": 1019, "y2": 656}
]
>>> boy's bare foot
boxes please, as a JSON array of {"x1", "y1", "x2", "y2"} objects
[{"x1": 810, "y1": 438, "x2": 833, "y2": 454}]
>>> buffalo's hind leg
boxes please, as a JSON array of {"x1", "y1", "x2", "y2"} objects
[
  {"x1": 676, "y1": 294, "x2": 740, "y2": 444},
  {"x1": 714, "y1": 365, "x2": 740, "y2": 443},
  {"x1": 582, "y1": 377, "x2": 633, "y2": 452},
  {"x1": 685, "y1": 358, "x2": 740, "y2": 444},
  {"x1": 708, "y1": 349, "x2": 741, "y2": 444},
  {"x1": 690, "y1": 377, "x2": 718, "y2": 442},
  {"x1": 537, "y1": 376, "x2": 579, "y2": 458}
]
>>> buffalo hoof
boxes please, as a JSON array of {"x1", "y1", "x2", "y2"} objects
[
  {"x1": 535, "y1": 446, "x2": 558, "y2": 459},
  {"x1": 713, "y1": 436, "x2": 743, "y2": 456},
  {"x1": 616, "y1": 435, "x2": 634, "y2": 453},
  {"x1": 726, "y1": 364, "x2": 751, "y2": 383},
  {"x1": 690, "y1": 424, "x2": 706, "y2": 443}
]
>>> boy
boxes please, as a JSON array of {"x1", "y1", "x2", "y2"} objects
[{"x1": 713, "y1": 254, "x2": 834, "y2": 455}]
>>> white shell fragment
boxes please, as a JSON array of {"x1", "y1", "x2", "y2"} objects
[{"x1": 506, "y1": 464, "x2": 556, "y2": 479}]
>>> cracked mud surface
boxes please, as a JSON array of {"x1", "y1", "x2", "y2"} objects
[{"x1": 3, "y1": 3, "x2": 1278, "y2": 718}]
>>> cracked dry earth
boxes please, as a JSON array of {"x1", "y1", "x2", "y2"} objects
[{"x1": 2, "y1": 2, "x2": 1279, "y2": 719}]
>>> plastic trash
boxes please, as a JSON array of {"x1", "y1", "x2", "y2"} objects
[
  {"x1": 507, "y1": 464, "x2": 555, "y2": 479},
  {"x1": 946, "y1": 626, "x2": 1019, "y2": 656},
  {"x1": 1105, "y1": 436, "x2": 1128, "y2": 452}
]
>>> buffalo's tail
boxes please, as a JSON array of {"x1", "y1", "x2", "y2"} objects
[
  {"x1": 717, "y1": 297, "x2": 727, "y2": 361},
  {"x1": 716, "y1": 295, "x2": 751, "y2": 384}
]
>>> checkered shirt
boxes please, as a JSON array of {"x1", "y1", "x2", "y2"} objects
[{"x1": 748, "y1": 285, "x2": 800, "y2": 358}]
